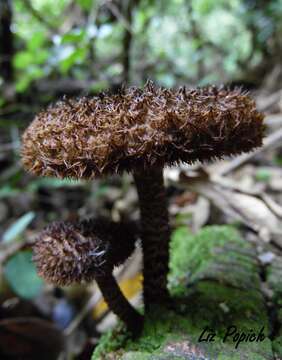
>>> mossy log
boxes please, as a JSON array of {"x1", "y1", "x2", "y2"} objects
[{"x1": 92, "y1": 226, "x2": 281, "y2": 360}]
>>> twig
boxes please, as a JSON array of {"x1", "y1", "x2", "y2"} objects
[
  {"x1": 64, "y1": 286, "x2": 102, "y2": 336},
  {"x1": 217, "y1": 127, "x2": 282, "y2": 176},
  {"x1": 261, "y1": 193, "x2": 282, "y2": 219},
  {"x1": 105, "y1": 1, "x2": 134, "y2": 33}
]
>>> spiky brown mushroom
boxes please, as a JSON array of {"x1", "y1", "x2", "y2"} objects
[
  {"x1": 22, "y1": 81, "x2": 265, "y2": 308},
  {"x1": 33, "y1": 218, "x2": 143, "y2": 335}
]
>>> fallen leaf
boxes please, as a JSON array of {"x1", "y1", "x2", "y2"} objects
[
  {"x1": 2, "y1": 212, "x2": 35, "y2": 243},
  {"x1": 4, "y1": 250, "x2": 44, "y2": 299}
]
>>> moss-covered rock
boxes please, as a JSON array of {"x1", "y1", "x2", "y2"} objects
[{"x1": 92, "y1": 226, "x2": 274, "y2": 360}]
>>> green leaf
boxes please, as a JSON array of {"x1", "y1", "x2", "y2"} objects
[
  {"x1": 13, "y1": 51, "x2": 33, "y2": 69},
  {"x1": 59, "y1": 47, "x2": 87, "y2": 73},
  {"x1": 15, "y1": 64, "x2": 45, "y2": 92},
  {"x1": 15, "y1": 76, "x2": 32, "y2": 93},
  {"x1": 33, "y1": 50, "x2": 49, "y2": 65},
  {"x1": 2, "y1": 212, "x2": 35, "y2": 243},
  {"x1": 61, "y1": 30, "x2": 86, "y2": 44},
  {"x1": 27, "y1": 32, "x2": 46, "y2": 51},
  {"x1": 27, "y1": 65, "x2": 45, "y2": 79},
  {"x1": 4, "y1": 251, "x2": 44, "y2": 299},
  {"x1": 192, "y1": 0, "x2": 224, "y2": 14},
  {"x1": 77, "y1": 0, "x2": 93, "y2": 11}
]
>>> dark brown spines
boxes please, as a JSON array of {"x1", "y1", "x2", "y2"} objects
[
  {"x1": 33, "y1": 221, "x2": 104, "y2": 285},
  {"x1": 21, "y1": 83, "x2": 264, "y2": 179},
  {"x1": 33, "y1": 218, "x2": 137, "y2": 286}
]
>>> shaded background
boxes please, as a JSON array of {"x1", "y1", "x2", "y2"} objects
[{"x1": 0, "y1": 0, "x2": 282, "y2": 359}]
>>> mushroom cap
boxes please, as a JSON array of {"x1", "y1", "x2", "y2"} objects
[
  {"x1": 33, "y1": 218, "x2": 136, "y2": 286},
  {"x1": 22, "y1": 82, "x2": 264, "y2": 179}
]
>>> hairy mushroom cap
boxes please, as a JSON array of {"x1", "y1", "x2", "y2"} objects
[
  {"x1": 22, "y1": 82, "x2": 264, "y2": 179},
  {"x1": 33, "y1": 218, "x2": 137, "y2": 286}
]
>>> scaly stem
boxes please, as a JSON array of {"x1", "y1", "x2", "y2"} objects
[
  {"x1": 133, "y1": 167, "x2": 170, "y2": 309},
  {"x1": 95, "y1": 272, "x2": 143, "y2": 336}
]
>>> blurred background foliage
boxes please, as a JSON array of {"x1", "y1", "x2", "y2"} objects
[{"x1": 1, "y1": 0, "x2": 282, "y2": 108}]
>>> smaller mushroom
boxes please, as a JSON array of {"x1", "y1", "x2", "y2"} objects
[{"x1": 33, "y1": 217, "x2": 143, "y2": 335}]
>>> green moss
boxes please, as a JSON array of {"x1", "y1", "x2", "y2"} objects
[
  {"x1": 169, "y1": 225, "x2": 259, "y2": 297},
  {"x1": 92, "y1": 323, "x2": 130, "y2": 359},
  {"x1": 266, "y1": 257, "x2": 282, "y2": 300},
  {"x1": 92, "y1": 225, "x2": 274, "y2": 360},
  {"x1": 272, "y1": 337, "x2": 282, "y2": 355},
  {"x1": 266, "y1": 257, "x2": 282, "y2": 358}
]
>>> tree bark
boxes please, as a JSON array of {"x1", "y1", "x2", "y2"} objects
[{"x1": 121, "y1": 0, "x2": 133, "y2": 85}]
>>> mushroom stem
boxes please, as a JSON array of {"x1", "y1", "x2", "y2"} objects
[
  {"x1": 133, "y1": 166, "x2": 170, "y2": 308},
  {"x1": 95, "y1": 272, "x2": 143, "y2": 336}
]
